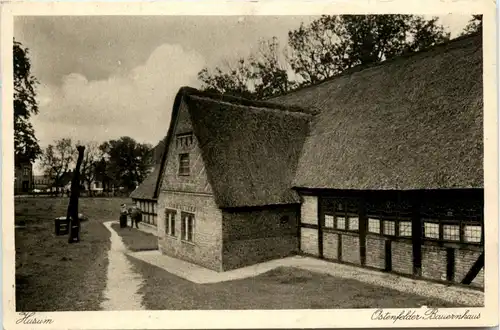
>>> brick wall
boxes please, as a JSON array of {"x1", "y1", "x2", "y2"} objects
[
  {"x1": 301, "y1": 228, "x2": 319, "y2": 256},
  {"x1": 301, "y1": 196, "x2": 317, "y2": 225},
  {"x1": 157, "y1": 191, "x2": 223, "y2": 271},
  {"x1": 161, "y1": 99, "x2": 213, "y2": 195},
  {"x1": 455, "y1": 248, "x2": 483, "y2": 287},
  {"x1": 391, "y1": 240, "x2": 413, "y2": 275},
  {"x1": 366, "y1": 236, "x2": 385, "y2": 269},
  {"x1": 222, "y1": 206, "x2": 299, "y2": 270},
  {"x1": 472, "y1": 268, "x2": 484, "y2": 288},
  {"x1": 421, "y1": 244, "x2": 447, "y2": 281},
  {"x1": 341, "y1": 234, "x2": 360, "y2": 264},
  {"x1": 323, "y1": 232, "x2": 339, "y2": 260}
]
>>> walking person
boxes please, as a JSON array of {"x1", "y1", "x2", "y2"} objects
[{"x1": 119, "y1": 203, "x2": 128, "y2": 228}]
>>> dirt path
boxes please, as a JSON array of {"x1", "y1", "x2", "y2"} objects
[{"x1": 101, "y1": 221, "x2": 145, "y2": 310}]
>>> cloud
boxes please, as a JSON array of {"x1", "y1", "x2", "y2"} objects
[{"x1": 32, "y1": 43, "x2": 205, "y2": 148}]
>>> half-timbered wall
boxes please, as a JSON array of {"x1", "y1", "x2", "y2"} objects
[
  {"x1": 133, "y1": 198, "x2": 158, "y2": 226},
  {"x1": 299, "y1": 189, "x2": 484, "y2": 289}
]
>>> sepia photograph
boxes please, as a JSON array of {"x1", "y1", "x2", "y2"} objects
[{"x1": 2, "y1": 1, "x2": 498, "y2": 329}]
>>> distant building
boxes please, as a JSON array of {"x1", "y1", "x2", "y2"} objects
[
  {"x1": 129, "y1": 137, "x2": 167, "y2": 227},
  {"x1": 33, "y1": 174, "x2": 52, "y2": 192},
  {"x1": 14, "y1": 157, "x2": 33, "y2": 194},
  {"x1": 130, "y1": 165, "x2": 161, "y2": 227}
]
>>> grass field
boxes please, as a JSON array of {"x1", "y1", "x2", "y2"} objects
[
  {"x1": 15, "y1": 197, "x2": 464, "y2": 311},
  {"x1": 127, "y1": 257, "x2": 459, "y2": 309},
  {"x1": 15, "y1": 197, "x2": 130, "y2": 311}
]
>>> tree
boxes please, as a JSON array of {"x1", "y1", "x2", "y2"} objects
[
  {"x1": 461, "y1": 15, "x2": 482, "y2": 36},
  {"x1": 198, "y1": 37, "x2": 296, "y2": 99},
  {"x1": 286, "y1": 15, "x2": 450, "y2": 85},
  {"x1": 79, "y1": 141, "x2": 102, "y2": 196},
  {"x1": 40, "y1": 138, "x2": 75, "y2": 195},
  {"x1": 14, "y1": 39, "x2": 41, "y2": 164},
  {"x1": 249, "y1": 37, "x2": 297, "y2": 98},
  {"x1": 94, "y1": 156, "x2": 114, "y2": 194},
  {"x1": 198, "y1": 59, "x2": 255, "y2": 99},
  {"x1": 100, "y1": 137, "x2": 153, "y2": 191}
]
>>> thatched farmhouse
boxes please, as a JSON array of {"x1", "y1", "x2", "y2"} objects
[
  {"x1": 154, "y1": 32, "x2": 484, "y2": 287},
  {"x1": 155, "y1": 86, "x2": 315, "y2": 271},
  {"x1": 130, "y1": 165, "x2": 161, "y2": 227},
  {"x1": 130, "y1": 138, "x2": 167, "y2": 227}
]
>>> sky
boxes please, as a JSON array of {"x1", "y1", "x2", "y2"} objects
[{"x1": 14, "y1": 14, "x2": 473, "y2": 166}]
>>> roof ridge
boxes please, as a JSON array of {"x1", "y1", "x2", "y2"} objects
[
  {"x1": 187, "y1": 94, "x2": 316, "y2": 117},
  {"x1": 267, "y1": 31, "x2": 482, "y2": 101},
  {"x1": 178, "y1": 86, "x2": 319, "y2": 115}
]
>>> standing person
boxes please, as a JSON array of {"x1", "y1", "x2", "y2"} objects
[
  {"x1": 130, "y1": 206, "x2": 142, "y2": 229},
  {"x1": 119, "y1": 203, "x2": 128, "y2": 228}
]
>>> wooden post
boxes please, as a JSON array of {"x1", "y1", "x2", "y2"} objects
[
  {"x1": 411, "y1": 193, "x2": 422, "y2": 276},
  {"x1": 68, "y1": 146, "x2": 85, "y2": 244},
  {"x1": 317, "y1": 197, "x2": 324, "y2": 258},
  {"x1": 385, "y1": 240, "x2": 392, "y2": 272},
  {"x1": 359, "y1": 197, "x2": 367, "y2": 266},
  {"x1": 446, "y1": 247, "x2": 455, "y2": 282}
]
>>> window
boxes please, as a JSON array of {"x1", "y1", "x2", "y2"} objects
[
  {"x1": 23, "y1": 167, "x2": 30, "y2": 176},
  {"x1": 443, "y1": 224, "x2": 460, "y2": 241},
  {"x1": 383, "y1": 220, "x2": 396, "y2": 236},
  {"x1": 348, "y1": 217, "x2": 359, "y2": 231},
  {"x1": 336, "y1": 216, "x2": 346, "y2": 229},
  {"x1": 176, "y1": 133, "x2": 193, "y2": 148},
  {"x1": 323, "y1": 199, "x2": 359, "y2": 232},
  {"x1": 165, "y1": 209, "x2": 176, "y2": 237},
  {"x1": 368, "y1": 218, "x2": 380, "y2": 233},
  {"x1": 179, "y1": 153, "x2": 190, "y2": 176},
  {"x1": 464, "y1": 225, "x2": 482, "y2": 243},
  {"x1": 181, "y1": 212, "x2": 195, "y2": 242},
  {"x1": 424, "y1": 222, "x2": 440, "y2": 239},
  {"x1": 325, "y1": 215, "x2": 334, "y2": 228},
  {"x1": 399, "y1": 221, "x2": 412, "y2": 236}
]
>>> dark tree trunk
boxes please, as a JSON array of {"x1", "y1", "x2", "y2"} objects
[{"x1": 67, "y1": 146, "x2": 85, "y2": 244}]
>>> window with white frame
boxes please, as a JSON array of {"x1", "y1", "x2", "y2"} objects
[
  {"x1": 419, "y1": 197, "x2": 483, "y2": 244},
  {"x1": 348, "y1": 217, "x2": 359, "y2": 231},
  {"x1": 368, "y1": 218, "x2": 380, "y2": 233},
  {"x1": 165, "y1": 209, "x2": 176, "y2": 237},
  {"x1": 323, "y1": 199, "x2": 359, "y2": 232},
  {"x1": 443, "y1": 224, "x2": 460, "y2": 241},
  {"x1": 464, "y1": 225, "x2": 482, "y2": 243},
  {"x1": 181, "y1": 212, "x2": 195, "y2": 242},
  {"x1": 325, "y1": 214, "x2": 334, "y2": 228},
  {"x1": 424, "y1": 222, "x2": 440, "y2": 239},
  {"x1": 383, "y1": 220, "x2": 396, "y2": 236},
  {"x1": 336, "y1": 216, "x2": 346, "y2": 230},
  {"x1": 399, "y1": 221, "x2": 412, "y2": 236},
  {"x1": 366, "y1": 195, "x2": 412, "y2": 237}
]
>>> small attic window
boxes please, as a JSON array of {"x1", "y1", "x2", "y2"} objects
[
  {"x1": 176, "y1": 133, "x2": 193, "y2": 148},
  {"x1": 179, "y1": 153, "x2": 190, "y2": 176}
]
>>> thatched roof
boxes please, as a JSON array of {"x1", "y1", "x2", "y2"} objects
[
  {"x1": 269, "y1": 33, "x2": 483, "y2": 190},
  {"x1": 152, "y1": 139, "x2": 166, "y2": 165},
  {"x1": 130, "y1": 165, "x2": 161, "y2": 200},
  {"x1": 155, "y1": 87, "x2": 313, "y2": 208},
  {"x1": 187, "y1": 95, "x2": 312, "y2": 208}
]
